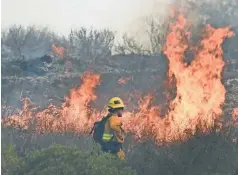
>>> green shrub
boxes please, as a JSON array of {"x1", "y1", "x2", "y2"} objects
[
  {"x1": 127, "y1": 132, "x2": 238, "y2": 175},
  {"x1": 1, "y1": 144, "x2": 22, "y2": 175},
  {"x1": 18, "y1": 144, "x2": 136, "y2": 175}
]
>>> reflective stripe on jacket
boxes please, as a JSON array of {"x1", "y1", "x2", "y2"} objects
[
  {"x1": 102, "y1": 133, "x2": 113, "y2": 142},
  {"x1": 102, "y1": 114, "x2": 125, "y2": 143}
]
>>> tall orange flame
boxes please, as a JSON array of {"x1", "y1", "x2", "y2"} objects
[
  {"x1": 160, "y1": 15, "x2": 233, "y2": 142},
  {"x1": 123, "y1": 14, "x2": 234, "y2": 143}
]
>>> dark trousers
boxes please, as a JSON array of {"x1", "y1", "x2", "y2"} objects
[{"x1": 101, "y1": 141, "x2": 122, "y2": 154}]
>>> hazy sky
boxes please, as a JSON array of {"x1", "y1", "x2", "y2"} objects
[{"x1": 1, "y1": 0, "x2": 172, "y2": 35}]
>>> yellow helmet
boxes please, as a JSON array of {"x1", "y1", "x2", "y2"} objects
[{"x1": 108, "y1": 97, "x2": 125, "y2": 109}]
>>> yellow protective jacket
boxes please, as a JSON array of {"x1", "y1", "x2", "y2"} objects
[{"x1": 102, "y1": 114, "x2": 125, "y2": 144}]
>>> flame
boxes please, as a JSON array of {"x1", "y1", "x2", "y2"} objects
[
  {"x1": 52, "y1": 44, "x2": 65, "y2": 57},
  {"x1": 2, "y1": 14, "x2": 236, "y2": 145},
  {"x1": 118, "y1": 76, "x2": 132, "y2": 85},
  {"x1": 2, "y1": 72, "x2": 101, "y2": 133},
  {"x1": 123, "y1": 14, "x2": 234, "y2": 143},
  {"x1": 122, "y1": 95, "x2": 161, "y2": 141},
  {"x1": 160, "y1": 15, "x2": 233, "y2": 141}
]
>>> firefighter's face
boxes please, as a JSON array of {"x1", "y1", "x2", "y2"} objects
[{"x1": 117, "y1": 109, "x2": 123, "y2": 117}]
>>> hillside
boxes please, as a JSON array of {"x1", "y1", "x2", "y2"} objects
[{"x1": 2, "y1": 1, "x2": 238, "y2": 174}]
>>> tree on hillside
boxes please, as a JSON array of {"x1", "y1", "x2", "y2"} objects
[
  {"x1": 114, "y1": 16, "x2": 169, "y2": 56},
  {"x1": 1, "y1": 25, "x2": 62, "y2": 60},
  {"x1": 114, "y1": 34, "x2": 148, "y2": 55},
  {"x1": 69, "y1": 28, "x2": 115, "y2": 62},
  {"x1": 145, "y1": 16, "x2": 170, "y2": 54}
]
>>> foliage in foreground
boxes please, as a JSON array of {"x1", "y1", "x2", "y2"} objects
[
  {"x1": 1, "y1": 126, "x2": 238, "y2": 175},
  {"x1": 127, "y1": 132, "x2": 238, "y2": 175},
  {"x1": 1, "y1": 144, "x2": 22, "y2": 175},
  {"x1": 1, "y1": 143, "x2": 136, "y2": 175}
]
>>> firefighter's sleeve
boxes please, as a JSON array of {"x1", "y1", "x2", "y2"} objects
[{"x1": 109, "y1": 116, "x2": 125, "y2": 143}]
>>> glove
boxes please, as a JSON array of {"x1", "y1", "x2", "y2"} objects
[{"x1": 116, "y1": 149, "x2": 125, "y2": 160}]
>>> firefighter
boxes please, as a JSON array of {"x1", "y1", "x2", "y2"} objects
[{"x1": 101, "y1": 97, "x2": 126, "y2": 160}]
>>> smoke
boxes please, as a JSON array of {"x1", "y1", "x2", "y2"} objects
[
  {"x1": 122, "y1": 0, "x2": 238, "y2": 51},
  {"x1": 1, "y1": 0, "x2": 173, "y2": 40}
]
